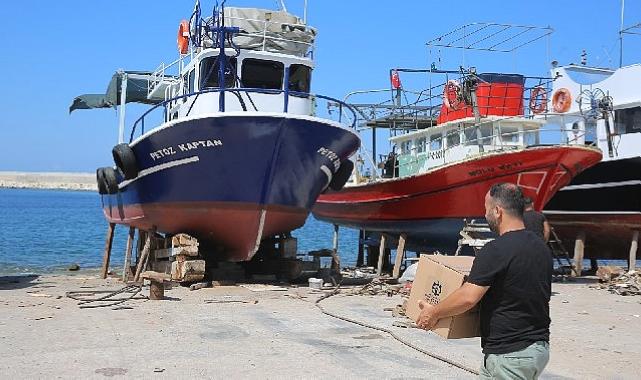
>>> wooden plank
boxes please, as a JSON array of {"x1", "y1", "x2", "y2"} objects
[
  {"x1": 572, "y1": 231, "x2": 586, "y2": 277},
  {"x1": 134, "y1": 228, "x2": 155, "y2": 282},
  {"x1": 629, "y1": 230, "x2": 639, "y2": 271},
  {"x1": 122, "y1": 226, "x2": 136, "y2": 282},
  {"x1": 377, "y1": 234, "x2": 387, "y2": 276},
  {"x1": 100, "y1": 223, "x2": 116, "y2": 279},
  {"x1": 331, "y1": 224, "x2": 341, "y2": 270},
  {"x1": 356, "y1": 230, "x2": 365, "y2": 267},
  {"x1": 141, "y1": 270, "x2": 171, "y2": 282},
  {"x1": 392, "y1": 234, "x2": 407, "y2": 279}
]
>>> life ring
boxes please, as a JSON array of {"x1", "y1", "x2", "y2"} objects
[
  {"x1": 328, "y1": 160, "x2": 355, "y2": 191},
  {"x1": 443, "y1": 80, "x2": 463, "y2": 110},
  {"x1": 529, "y1": 86, "x2": 547, "y2": 114},
  {"x1": 112, "y1": 143, "x2": 138, "y2": 180},
  {"x1": 177, "y1": 20, "x2": 190, "y2": 54},
  {"x1": 552, "y1": 88, "x2": 572, "y2": 113}
]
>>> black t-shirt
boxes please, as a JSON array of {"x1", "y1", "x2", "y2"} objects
[
  {"x1": 467, "y1": 229, "x2": 552, "y2": 354},
  {"x1": 523, "y1": 210, "x2": 546, "y2": 240}
]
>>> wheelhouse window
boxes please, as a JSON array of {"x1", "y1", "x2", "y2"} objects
[
  {"x1": 415, "y1": 137, "x2": 426, "y2": 153},
  {"x1": 429, "y1": 134, "x2": 442, "y2": 151},
  {"x1": 400, "y1": 140, "x2": 412, "y2": 155},
  {"x1": 446, "y1": 129, "x2": 461, "y2": 148},
  {"x1": 200, "y1": 57, "x2": 237, "y2": 88},
  {"x1": 464, "y1": 125, "x2": 493, "y2": 145},
  {"x1": 614, "y1": 106, "x2": 641, "y2": 134},
  {"x1": 241, "y1": 59, "x2": 284, "y2": 90},
  {"x1": 499, "y1": 125, "x2": 520, "y2": 143},
  {"x1": 288, "y1": 64, "x2": 311, "y2": 93}
]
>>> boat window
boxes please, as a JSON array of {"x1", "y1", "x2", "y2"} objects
[
  {"x1": 464, "y1": 125, "x2": 493, "y2": 145},
  {"x1": 400, "y1": 140, "x2": 412, "y2": 155},
  {"x1": 416, "y1": 137, "x2": 426, "y2": 153},
  {"x1": 446, "y1": 130, "x2": 460, "y2": 148},
  {"x1": 288, "y1": 64, "x2": 311, "y2": 93},
  {"x1": 429, "y1": 134, "x2": 442, "y2": 151},
  {"x1": 188, "y1": 69, "x2": 195, "y2": 93},
  {"x1": 499, "y1": 125, "x2": 520, "y2": 143},
  {"x1": 200, "y1": 57, "x2": 237, "y2": 88},
  {"x1": 524, "y1": 130, "x2": 540, "y2": 145},
  {"x1": 614, "y1": 106, "x2": 641, "y2": 134},
  {"x1": 241, "y1": 59, "x2": 284, "y2": 90}
]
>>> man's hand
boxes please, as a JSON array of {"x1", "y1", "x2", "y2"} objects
[{"x1": 415, "y1": 300, "x2": 440, "y2": 330}]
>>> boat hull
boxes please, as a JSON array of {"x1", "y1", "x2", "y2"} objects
[
  {"x1": 312, "y1": 146, "x2": 602, "y2": 252},
  {"x1": 101, "y1": 114, "x2": 359, "y2": 261},
  {"x1": 544, "y1": 156, "x2": 641, "y2": 260}
]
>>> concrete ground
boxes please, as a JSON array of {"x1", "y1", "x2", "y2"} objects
[{"x1": 1, "y1": 274, "x2": 640, "y2": 379}]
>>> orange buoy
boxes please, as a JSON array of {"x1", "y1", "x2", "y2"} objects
[
  {"x1": 443, "y1": 80, "x2": 462, "y2": 110},
  {"x1": 552, "y1": 88, "x2": 572, "y2": 113},
  {"x1": 177, "y1": 20, "x2": 190, "y2": 55},
  {"x1": 529, "y1": 86, "x2": 548, "y2": 114}
]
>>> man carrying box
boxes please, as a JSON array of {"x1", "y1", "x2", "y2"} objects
[{"x1": 416, "y1": 183, "x2": 552, "y2": 379}]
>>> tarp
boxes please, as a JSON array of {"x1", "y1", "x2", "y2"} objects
[
  {"x1": 69, "y1": 71, "x2": 173, "y2": 113},
  {"x1": 198, "y1": 7, "x2": 316, "y2": 57}
]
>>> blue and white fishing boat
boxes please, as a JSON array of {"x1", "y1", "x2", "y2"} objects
[{"x1": 70, "y1": 2, "x2": 360, "y2": 261}]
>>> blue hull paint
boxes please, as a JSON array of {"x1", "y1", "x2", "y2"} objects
[{"x1": 103, "y1": 114, "x2": 359, "y2": 220}]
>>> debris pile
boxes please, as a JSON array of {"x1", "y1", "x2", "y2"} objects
[{"x1": 596, "y1": 267, "x2": 641, "y2": 296}]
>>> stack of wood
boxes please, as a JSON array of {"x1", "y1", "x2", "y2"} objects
[
  {"x1": 596, "y1": 266, "x2": 641, "y2": 296},
  {"x1": 170, "y1": 234, "x2": 205, "y2": 283}
]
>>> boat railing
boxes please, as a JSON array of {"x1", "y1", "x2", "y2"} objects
[
  {"x1": 128, "y1": 87, "x2": 357, "y2": 142},
  {"x1": 148, "y1": 57, "x2": 185, "y2": 100}
]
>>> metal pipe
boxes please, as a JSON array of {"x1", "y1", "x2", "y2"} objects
[{"x1": 118, "y1": 72, "x2": 128, "y2": 144}]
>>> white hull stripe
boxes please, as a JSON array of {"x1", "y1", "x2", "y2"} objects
[
  {"x1": 320, "y1": 165, "x2": 333, "y2": 191},
  {"x1": 119, "y1": 156, "x2": 200, "y2": 189},
  {"x1": 560, "y1": 180, "x2": 641, "y2": 191},
  {"x1": 251, "y1": 209, "x2": 267, "y2": 255}
]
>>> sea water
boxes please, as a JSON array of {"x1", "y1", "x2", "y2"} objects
[{"x1": 0, "y1": 188, "x2": 360, "y2": 275}]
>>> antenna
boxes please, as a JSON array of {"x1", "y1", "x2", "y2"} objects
[{"x1": 620, "y1": 0, "x2": 625, "y2": 67}]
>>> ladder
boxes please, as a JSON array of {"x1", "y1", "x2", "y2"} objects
[
  {"x1": 547, "y1": 228, "x2": 576, "y2": 276},
  {"x1": 455, "y1": 219, "x2": 494, "y2": 255}
]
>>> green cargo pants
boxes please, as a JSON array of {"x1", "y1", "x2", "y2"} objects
[{"x1": 479, "y1": 341, "x2": 549, "y2": 380}]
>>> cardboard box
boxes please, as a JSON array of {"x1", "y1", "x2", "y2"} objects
[{"x1": 406, "y1": 255, "x2": 480, "y2": 339}]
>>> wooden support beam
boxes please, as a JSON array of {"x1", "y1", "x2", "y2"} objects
[
  {"x1": 134, "y1": 228, "x2": 155, "y2": 282},
  {"x1": 629, "y1": 230, "x2": 639, "y2": 272},
  {"x1": 392, "y1": 234, "x2": 407, "y2": 279},
  {"x1": 122, "y1": 226, "x2": 136, "y2": 282},
  {"x1": 100, "y1": 223, "x2": 116, "y2": 279},
  {"x1": 377, "y1": 234, "x2": 387, "y2": 276},
  {"x1": 572, "y1": 231, "x2": 586, "y2": 277},
  {"x1": 356, "y1": 230, "x2": 365, "y2": 267},
  {"x1": 331, "y1": 224, "x2": 341, "y2": 270}
]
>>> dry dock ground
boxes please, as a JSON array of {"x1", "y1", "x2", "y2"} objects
[{"x1": 1, "y1": 275, "x2": 640, "y2": 379}]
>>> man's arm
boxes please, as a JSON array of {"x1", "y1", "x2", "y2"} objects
[
  {"x1": 416, "y1": 282, "x2": 488, "y2": 330},
  {"x1": 543, "y1": 220, "x2": 551, "y2": 243}
]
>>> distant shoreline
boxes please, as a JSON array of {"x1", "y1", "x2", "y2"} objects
[{"x1": 0, "y1": 171, "x2": 97, "y2": 191}]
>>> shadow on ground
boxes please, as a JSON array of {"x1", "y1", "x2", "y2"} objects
[{"x1": 0, "y1": 274, "x2": 40, "y2": 290}]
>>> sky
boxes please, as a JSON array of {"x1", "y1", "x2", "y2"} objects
[{"x1": 0, "y1": 0, "x2": 639, "y2": 172}]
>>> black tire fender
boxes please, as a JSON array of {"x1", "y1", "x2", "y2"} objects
[
  {"x1": 112, "y1": 143, "x2": 138, "y2": 180},
  {"x1": 329, "y1": 160, "x2": 354, "y2": 191},
  {"x1": 96, "y1": 168, "x2": 108, "y2": 195},
  {"x1": 101, "y1": 167, "x2": 119, "y2": 194}
]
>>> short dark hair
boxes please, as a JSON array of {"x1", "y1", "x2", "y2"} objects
[
  {"x1": 523, "y1": 197, "x2": 533, "y2": 206},
  {"x1": 489, "y1": 183, "x2": 525, "y2": 217}
]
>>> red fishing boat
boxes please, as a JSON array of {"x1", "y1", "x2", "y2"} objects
[{"x1": 312, "y1": 69, "x2": 602, "y2": 252}]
